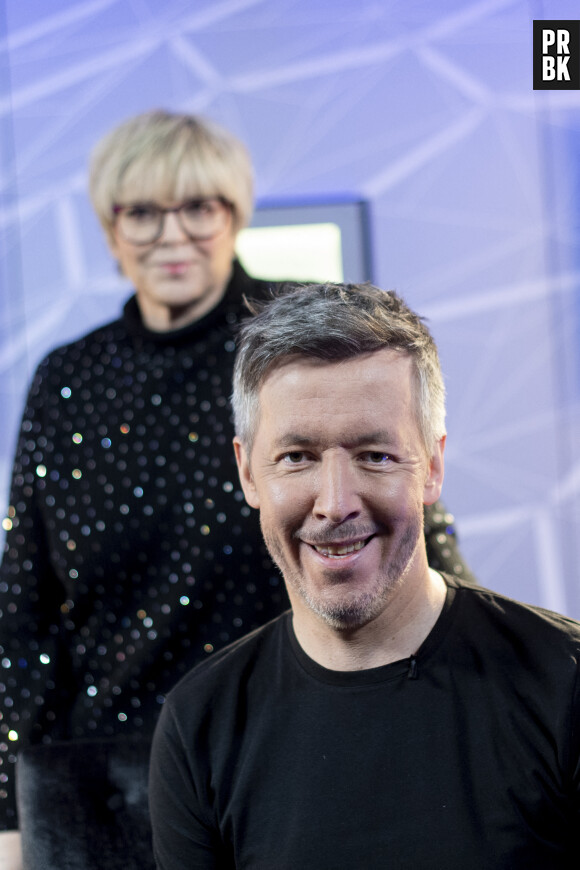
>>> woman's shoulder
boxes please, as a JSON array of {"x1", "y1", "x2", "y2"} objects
[{"x1": 35, "y1": 309, "x2": 130, "y2": 375}]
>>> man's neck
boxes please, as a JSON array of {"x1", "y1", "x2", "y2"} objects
[{"x1": 291, "y1": 568, "x2": 447, "y2": 672}]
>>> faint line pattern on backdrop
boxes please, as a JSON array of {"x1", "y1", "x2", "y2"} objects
[{"x1": 1, "y1": 3, "x2": 579, "y2": 611}]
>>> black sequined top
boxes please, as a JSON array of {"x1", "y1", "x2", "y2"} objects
[{"x1": 0, "y1": 261, "x2": 475, "y2": 829}]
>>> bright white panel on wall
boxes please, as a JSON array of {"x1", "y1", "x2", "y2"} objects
[{"x1": 236, "y1": 222, "x2": 343, "y2": 282}]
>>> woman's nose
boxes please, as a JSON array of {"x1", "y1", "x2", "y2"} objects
[{"x1": 159, "y1": 211, "x2": 189, "y2": 243}]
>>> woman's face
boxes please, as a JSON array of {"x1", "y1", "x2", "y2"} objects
[{"x1": 108, "y1": 194, "x2": 238, "y2": 332}]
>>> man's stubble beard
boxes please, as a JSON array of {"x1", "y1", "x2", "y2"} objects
[{"x1": 262, "y1": 509, "x2": 424, "y2": 631}]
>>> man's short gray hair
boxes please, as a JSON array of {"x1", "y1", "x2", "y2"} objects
[{"x1": 232, "y1": 283, "x2": 446, "y2": 456}]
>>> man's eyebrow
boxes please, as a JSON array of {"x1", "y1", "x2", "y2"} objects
[
  {"x1": 275, "y1": 434, "x2": 316, "y2": 449},
  {"x1": 275, "y1": 431, "x2": 396, "y2": 449}
]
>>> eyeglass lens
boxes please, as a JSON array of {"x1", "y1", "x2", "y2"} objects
[{"x1": 116, "y1": 199, "x2": 229, "y2": 244}]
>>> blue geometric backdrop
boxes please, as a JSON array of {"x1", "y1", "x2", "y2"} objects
[{"x1": 1, "y1": 0, "x2": 580, "y2": 614}]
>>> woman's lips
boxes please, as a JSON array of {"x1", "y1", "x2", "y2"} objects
[{"x1": 157, "y1": 261, "x2": 191, "y2": 276}]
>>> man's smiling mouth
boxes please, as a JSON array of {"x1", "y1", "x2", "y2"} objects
[{"x1": 310, "y1": 537, "x2": 373, "y2": 558}]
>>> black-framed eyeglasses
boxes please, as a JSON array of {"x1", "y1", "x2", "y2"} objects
[{"x1": 111, "y1": 197, "x2": 233, "y2": 245}]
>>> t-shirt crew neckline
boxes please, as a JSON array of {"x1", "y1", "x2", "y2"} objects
[{"x1": 285, "y1": 575, "x2": 459, "y2": 687}]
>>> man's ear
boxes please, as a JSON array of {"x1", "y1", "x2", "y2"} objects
[
  {"x1": 233, "y1": 436, "x2": 260, "y2": 509},
  {"x1": 423, "y1": 435, "x2": 445, "y2": 506}
]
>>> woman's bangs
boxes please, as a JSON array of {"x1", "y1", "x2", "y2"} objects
[{"x1": 116, "y1": 154, "x2": 220, "y2": 205}]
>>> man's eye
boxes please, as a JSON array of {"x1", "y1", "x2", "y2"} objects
[
  {"x1": 283, "y1": 452, "x2": 306, "y2": 464},
  {"x1": 363, "y1": 452, "x2": 391, "y2": 464}
]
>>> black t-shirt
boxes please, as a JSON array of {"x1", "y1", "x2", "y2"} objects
[{"x1": 150, "y1": 576, "x2": 580, "y2": 869}]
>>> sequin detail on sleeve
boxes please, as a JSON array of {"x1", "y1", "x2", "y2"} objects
[{"x1": 0, "y1": 270, "x2": 287, "y2": 828}]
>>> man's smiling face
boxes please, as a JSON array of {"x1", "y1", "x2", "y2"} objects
[{"x1": 234, "y1": 349, "x2": 445, "y2": 632}]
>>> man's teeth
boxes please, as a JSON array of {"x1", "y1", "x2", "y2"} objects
[{"x1": 314, "y1": 540, "x2": 366, "y2": 557}]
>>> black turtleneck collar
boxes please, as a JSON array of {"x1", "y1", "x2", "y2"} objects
[{"x1": 121, "y1": 259, "x2": 265, "y2": 347}]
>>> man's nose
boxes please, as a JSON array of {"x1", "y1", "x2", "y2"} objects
[{"x1": 313, "y1": 453, "x2": 362, "y2": 524}]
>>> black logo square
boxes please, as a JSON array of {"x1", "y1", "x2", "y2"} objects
[{"x1": 533, "y1": 20, "x2": 580, "y2": 89}]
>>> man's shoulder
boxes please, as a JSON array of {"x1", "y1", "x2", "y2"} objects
[
  {"x1": 165, "y1": 611, "x2": 291, "y2": 705},
  {"x1": 446, "y1": 575, "x2": 580, "y2": 649}
]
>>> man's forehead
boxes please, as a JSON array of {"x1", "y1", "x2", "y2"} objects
[
  {"x1": 254, "y1": 350, "x2": 418, "y2": 443},
  {"x1": 259, "y1": 348, "x2": 413, "y2": 391}
]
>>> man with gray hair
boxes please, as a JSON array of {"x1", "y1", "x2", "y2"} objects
[{"x1": 150, "y1": 283, "x2": 580, "y2": 869}]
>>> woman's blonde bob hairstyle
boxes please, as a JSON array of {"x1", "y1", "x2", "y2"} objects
[{"x1": 89, "y1": 110, "x2": 254, "y2": 240}]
